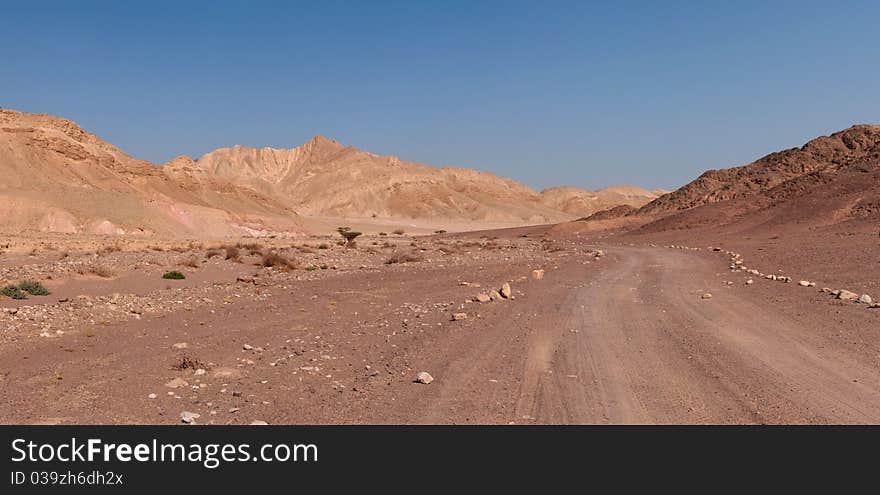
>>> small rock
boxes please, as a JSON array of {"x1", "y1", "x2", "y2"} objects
[
  {"x1": 164, "y1": 377, "x2": 189, "y2": 389},
  {"x1": 489, "y1": 290, "x2": 503, "y2": 301},
  {"x1": 746, "y1": 279, "x2": 753, "y2": 285},
  {"x1": 242, "y1": 344, "x2": 253, "y2": 350},
  {"x1": 798, "y1": 280, "x2": 811, "y2": 287},
  {"x1": 148, "y1": 393, "x2": 157, "y2": 399},
  {"x1": 500, "y1": 283, "x2": 512, "y2": 299},
  {"x1": 701, "y1": 293, "x2": 713, "y2": 300},
  {"x1": 172, "y1": 342, "x2": 188, "y2": 349},
  {"x1": 415, "y1": 371, "x2": 434, "y2": 384},
  {"x1": 194, "y1": 368, "x2": 206, "y2": 376},
  {"x1": 180, "y1": 411, "x2": 200, "y2": 424},
  {"x1": 837, "y1": 290, "x2": 858, "y2": 301},
  {"x1": 249, "y1": 420, "x2": 269, "y2": 425},
  {"x1": 857, "y1": 294, "x2": 873, "y2": 305},
  {"x1": 474, "y1": 293, "x2": 491, "y2": 303},
  {"x1": 451, "y1": 312, "x2": 468, "y2": 321},
  {"x1": 531, "y1": 269, "x2": 545, "y2": 280}
]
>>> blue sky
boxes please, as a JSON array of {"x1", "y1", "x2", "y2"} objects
[{"x1": 1, "y1": 1, "x2": 878, "y2": 190}]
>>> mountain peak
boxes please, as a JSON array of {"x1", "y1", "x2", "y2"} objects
[{"x1": 303, "y1": 134, "x2": 344, "y2": 151}]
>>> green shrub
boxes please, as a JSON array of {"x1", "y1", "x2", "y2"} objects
[
  {"x1": 1, "y1": 285, "x2": 27, "y2": 299},
  {"x1": 162, "y1": 271, "x2": 186, "y2": 280},
  {"x1": 18, "y1": 280, "x2": 50, "y2": 296}
]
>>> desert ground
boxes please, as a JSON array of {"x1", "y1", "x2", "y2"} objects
[
  {"x1": 1, "y1": 110, "x2": 878, "y2": 424},
  {"x1": 2, "y1": 219, "x2": 879, "y2": 425}
]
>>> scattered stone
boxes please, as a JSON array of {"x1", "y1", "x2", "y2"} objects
[
  {"x1": 451, "y1": 312, "x2": 468, "y2": 321},
  {"x1": 701, "y1": 293, "x2": 713, "y2": 300},
  {"x1": 857, "y1": 294, "x2": 873, "y2": 305},
  {"x1": 798, "y1": 280, "x2": 811, "y2": 287},
  {"x1": 180, "y1": 411, "x2": 200, "y2": 424},
  {"x1": 172, "y1": 342, "x2": 188, "y2": 349},
  {"x1": 415, "y1": 371, "x2": 434, "y2": 384},
  {"x1": 500, "y1": 283, "x2": 512, "y2": 299},
  {"x1": 837, "y1": 290, "x2": 858, "y2": 301},
  {"x1": 148, "y1": 393, "x2": 157, "y2": 399},
  {"x1": 746, "y1": 279, "x2": 753, "y2": 285},
  {"x1": 164, "y1": 377, "x2": 189, "y2": 389},
  {"x1": 249, "y1": 420, "x2": 268, "y2": 425},
  {"x1": 531, "y1": 269, "x2": 545, "y2": 280},
  {"x1": 194, "y1": 368, "x2": 206, "y2": 376},
  {"x1": 228, "y1": 407, "x2": 240, "y2": 413},
  {"x1": 242, "y1": 344, "x2": 253, "y2": 350},
  {"x1": 489, "y1": 290, "x2": 503, "y2": 301},
  {"x1": 474, "y1": 293, "x2": 491, "y2": 303}
]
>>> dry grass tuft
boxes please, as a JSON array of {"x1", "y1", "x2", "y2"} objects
[{"x1": 384, "y1": 251, "x2": 423, "y2": 265}]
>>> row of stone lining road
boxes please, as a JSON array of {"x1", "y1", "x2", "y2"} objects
[{"x1": 661, "y1": 244, "x2": 879, "y2": 309}]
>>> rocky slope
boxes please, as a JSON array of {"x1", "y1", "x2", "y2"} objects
[{"x1": 638, "y1": 125, "x2": 880, "y2": 218}]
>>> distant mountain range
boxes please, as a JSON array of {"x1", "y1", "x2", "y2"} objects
[{"x1": 0, "y1": 107, "x2": 661, "y2": 237}]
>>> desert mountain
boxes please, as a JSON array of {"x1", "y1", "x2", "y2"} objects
[
  {"x1": 177, "y1": 137, "x2": 573, "y2": 224},
  {"x1": 0, "y1": 107, "x2": 659, "y2": 237},
  {"x1": 632, "y1": 124, "x2": 880, "y2": 232},
  {"x1": 0, "y1": 108, "x2": 303, "y2": 237},
  {"x1": 538, "y1": 185, "x2": 664, "y2": 218}
]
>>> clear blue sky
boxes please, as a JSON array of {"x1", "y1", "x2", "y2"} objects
[{"x1": 1, "y1": 1, "x2": 878, "y2": 191}]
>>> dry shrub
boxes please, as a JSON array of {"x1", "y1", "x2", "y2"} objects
[
  {"x1": 77, "y1": 264, "x2": 116, "y2": 278},
  {"x1": 240, "y1": 242, "x2": 263, "y2": 251},
  {"x1": 392, "y1": 229, "x2": 405, "y2": 235},
  {"x1": 173, "y1": 354, "x2": 205, "y2": 371},
  {"x1": 150, "y1": 245, "x2": 165, "y2": 252},
  {"x1": 438, "y1": 246, "x2": 460, "y2": 255},
  {"x1": 385, "y1": 251, "x2": 423, "y2": 264},
  {"x1": 382, "y1": 242, "x2": 396, "y2": 249},
  {"x1": 261, "y1": 252, "x2": 296, "y2": 270},
  {"x1": 205, "y1": 249, "x2": 222, "y2": 259},
  {"x1": 225, "y1": 246, "x2": 241, "y2": 262}
]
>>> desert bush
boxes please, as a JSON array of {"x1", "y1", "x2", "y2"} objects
[
  {"x1": 305, "y1": 265, "x2": 318, "y2": 271},
  {"x1": 261, "y1": 252, "x2": 296, "y2": 269},
  {"x1": 1, "y1": 285, "x2": 27, "y2": 299},
  {"x1": 99, "y1": 244, "x2": 122, "y2": 255},
  {"x1": 162, "y1": 271, "x2": 186, "y2": 280},
  {"x1": 392, "y1": 229, "x2": 405, "y2": 235},
  {"x1": 317, "y1": 243, "x2": 329, "y2": 250},
  {"x1": 18, "y1": 280, "x2": 50, "y2": 296},
  {"x1": 205, "y1": 249, "x2": 222, "y2": 258},
  {"x1": 240, "y1": 242, "x2": 263, "y2": 251},
  {"x1": 173, "y1": 354, "x2": 205, "y2": 371},
  {"x1": 336, "y1": 227, "x2": 362, "y2": 247},
  {"x1": 434, "y1": 230, "x2": 447, "y2": 234},
  {"x1": 77, "y1": 264, "x2": 116, "y2": 278},
  {"x1": 384, "y1": 251, "x2": 423, "y2": 265},
  {"x1": 225, "y1": 246, "x2": 241, "y2": 261}
]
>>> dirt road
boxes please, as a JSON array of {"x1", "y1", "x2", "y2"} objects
[
  {"x1": 420, "y1": 247, "x2": 880, "y2": 424},
  {"x1": 2, "y1": 243, "x2": 879, "y2": 424}
]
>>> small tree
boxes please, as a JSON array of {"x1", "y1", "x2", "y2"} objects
[{"x1": 336, "y1": 226, "x2": 362, "y2": 247}]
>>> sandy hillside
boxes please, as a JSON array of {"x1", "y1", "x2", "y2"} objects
[
  {"x1": 1, "y1": 107, "x2": 660, "y2": 237},
  {"x1": 0, "y1": 109, "x2": 305, "y2": 238},
  {"x1": 180, "y1": 136, "x2": 573, "y2": 224},
  {"x1": 538, "y1": 185, "x2": 664, "y2": 218}
]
